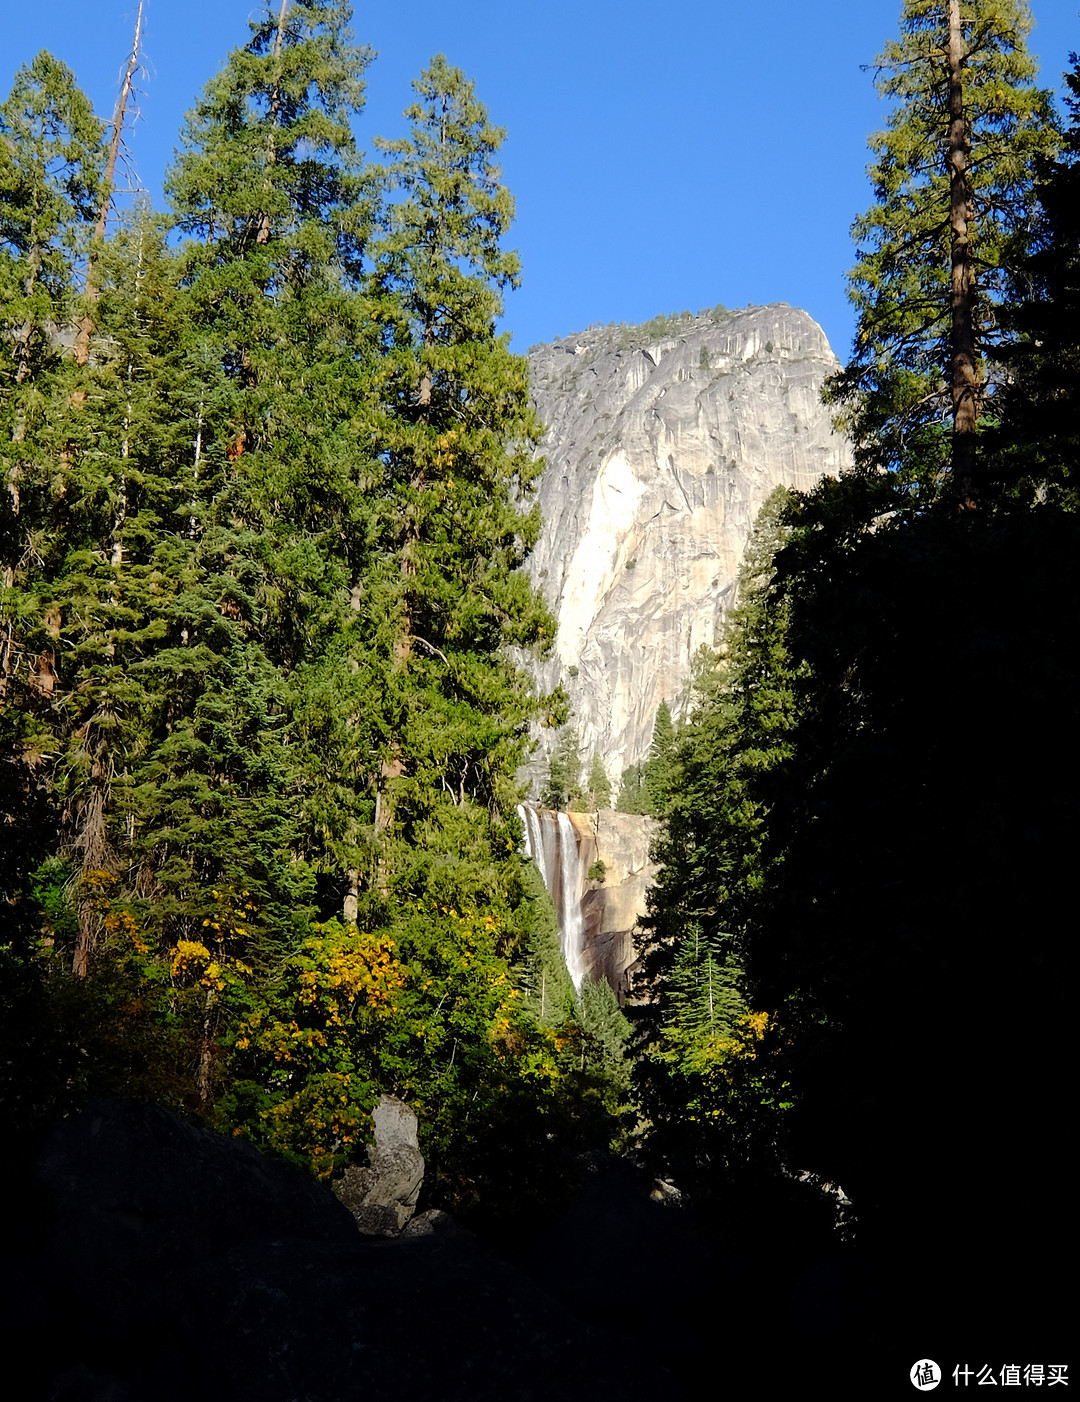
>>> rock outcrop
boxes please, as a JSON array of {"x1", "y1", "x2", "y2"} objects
[
  {"x1": 335, "y1": 1094, "x2": 424, "y2": 1236},
  {"x1": 522, "y1": 303, "x2": 850, "y2": 790},
  {"x1": 572, "y1": 808, "x2": 658, "y2": 998}
]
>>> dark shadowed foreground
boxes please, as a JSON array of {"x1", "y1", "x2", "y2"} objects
[{"x1": 3, "y1": 1098, "x2": 886, "y2": 1401}]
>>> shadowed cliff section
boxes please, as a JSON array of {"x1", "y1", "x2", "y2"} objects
[{"x1": 521, "y1": 304, "x2": 850, "y2": 791}]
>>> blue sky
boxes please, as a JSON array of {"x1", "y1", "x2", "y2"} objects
[{"x1": 4, "y1": 1, "x2": 1076, "y2": 362}]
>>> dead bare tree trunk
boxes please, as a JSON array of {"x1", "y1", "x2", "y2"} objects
[
  {"x1": 73, "y1": 0, "x2": 144, "y2": 371},
  {"x1": 72, "y1": 784, "x2": 109, "y2": 978},
  {"x1": 196, "y1": 989, "x2": 218, "y2": 1104}
]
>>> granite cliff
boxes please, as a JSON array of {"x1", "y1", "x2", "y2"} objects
[{"x1": 521, "y1": 302, "x2": 851, "y2": 792}]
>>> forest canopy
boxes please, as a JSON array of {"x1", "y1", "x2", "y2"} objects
[
  {"x1": 632, "y1": 0, "x2": 1078, "y2": 1354},
  {"x1": 0, "y1": 2, "x2": 632, "y2": 1213},
  {"x1": 0, "y1": 11, "x2": 1076, "y2": 1358}
]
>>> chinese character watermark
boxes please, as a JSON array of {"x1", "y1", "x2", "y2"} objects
[{"x1": 912, "y1": 1360, "x2": 942, "y2": 1391}]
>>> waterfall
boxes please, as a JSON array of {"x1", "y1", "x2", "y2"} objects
[{"x1": 517, "y1": 803, "x2": 590, "y2": 990}]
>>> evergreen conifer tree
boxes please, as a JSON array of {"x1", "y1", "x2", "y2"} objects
[
  {"x1": 587, "y1": 753, "x2": 612, "y2": 809},
  {"x1": 615, "y1": 762, "x2": 649, "y2": 815},
  {"x1": 164, "y1": 1, "x2": 382, "y2": 921},
  {"x1": 541, "y1": 726, "x2": 582, "y2": 811},
  {"x1": 575, "y1": 973, "x2": 631, "y2": 1102},
  {"x1": 0, "y1": 55, "x2": 109, "y2": 970},
  {"x1": 632, "y1": 490, "x2": 796, "y2": 1180},
  {"x1": 0, "y1": 52, "x2": 105, "y2": 444},
  {"x1": 825, "y1": 0, "x2": 1057, "y2": 501},
  {"x1": 644, "y1": 699, "x2": 678, "y2": 815},
  {"x1": 516, "y1": 857, "x2": 575, "y2": 1027},
  {"x1": 366, "y1": 54, "x2": 555, "y2": 882},
  {"x1": 990, "y1": 53, "x2": 1080, "y2": 504}
]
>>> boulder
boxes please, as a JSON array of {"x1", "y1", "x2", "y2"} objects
[{"x1": 334, "y1": 1094, "x2": 424, "y2": 1236}]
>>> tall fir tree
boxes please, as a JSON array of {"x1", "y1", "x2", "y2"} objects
[
  {"x1": 990, "y1": 53, "x2": 1080, "y2": 504},
  {"x1": 644, "y1": 699, "x2": 677, "y2": 816},
  {"x1": 540, "y1": 725, "x2": 582, "y2": 811},
  {"x1": 164, "y1": 0, "x2": 382, "y2": 928},
  {"x1": 0, "y1": 51, "x2": 106, "y2": 623},
  {"x1": 825, "y1": 0, "x2": 1057, "y2": 502},
  {"x1": 587, "y1": 752, "x2": 612, "y2": 809},
  {"x1": 0, "y1": 55, "x2": 109, "y2": 969},
  {"x1": 366, "y1": 53, "x2": 555, "y2": 896}
]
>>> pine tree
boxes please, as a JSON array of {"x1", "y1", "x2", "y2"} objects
[
  {"x1": 632, "y1": 489, "x2": 797, "y2": 1181},
  {"x1": 516, "y1": 856, "x2": 575, "y2": 1027},
  {"x1": 0, "y1": 55, "x2": 108, "y2": 970},
  {"x1": 587, "y1": 752, "x2": 612, "y2": 809},
  {"x1": 165, "y1": 1, "x2": 382, "y2": 918},
  {"x1": 644, "y1": 699, "x2": 677, "y2": 815},
  {"x1": 615, "y1": 762, "x2": 649, "y2": 815},
  {"x1": 0, "y1": 52, "x2": 105, "y2": 433},
  {"x1": 366, "y1": 52, "x2": 556, "y2": 885},
  {"x1": 825, "y1": 0, "x2": 1058, "y2": 502},
  {"x1": 0, "y1": 52, "x2": 105, "y2": 601},
  {"x1": 165, "y1": 0, "x2": 375, "y2": 545},
  {"x1": 575, "y1": 973, "x2": 631, "y2": 1103},
  {"x1": 990, "y1": 53, "x2": 1080, "y2": 504},
  {"x1": 634, "y1": 490, "x2": 797, "y2": 1004},
  {"x1": 540, "y1": 725, "x2": 582, "y2": 811},
  {"x1": 663, "y1": 931, "x2": 746, "y2": 1073}
]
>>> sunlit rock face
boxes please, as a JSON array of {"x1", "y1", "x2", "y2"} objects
[{"x1": 521, "y1": 303, "x2": 850, "y2": 791}]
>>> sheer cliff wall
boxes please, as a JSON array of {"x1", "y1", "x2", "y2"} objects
[{"x1": 521, "y1": 303, "x2": 851, "y2": 792}]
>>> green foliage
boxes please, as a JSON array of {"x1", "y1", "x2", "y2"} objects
[
  {"x1": 644, "y1": 700, "x2": 677, "y2": 816},
  {"x1": 365, "y1": 53, "x2": 557, "y2": 868},
  {"x1": 825, "y1": 0, "x2": 1058, "y2": 486},
  {"x1": 587, "y1": 752, "x2": 611, "y2": 809},
  {"x1": 0, "y1": 18, "x2": 579, "y2": 1220},
  {"x1": 988, "y1": 53, "x2": 1080, "y2": 505},
  {"x1": 0, "y1": 50, "x2": 106, "y2": 414},
  {"x1": 574, "y1": 973, "x2": 631, "y2": 1107},
  {"x1": 663, "y1": 932, "x2": 746, "y2": 1071},
  {"x1": 615, "y1": 699, "x2": 680, "y2": 817},
  {"x1": 632, "y1": 488, "x2": 799, "y2": 1187},
  {"x1": 615, "y1": 761, "x2": 649, "y2": 814},
  {"x1": 540, "y1": 725, "x2": 584, "y2": 811},
  {"x1": 514, "y1": 855, "x2": 575, "y2": 1027}
]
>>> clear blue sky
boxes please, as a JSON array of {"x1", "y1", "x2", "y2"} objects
[{"x1": 4, "y1": 1, "x2": 1076, "y2": 361}]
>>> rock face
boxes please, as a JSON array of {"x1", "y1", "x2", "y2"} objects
[
  {"x1": 335, "y1": 1094, "x2": 424, "y2": 1237},
  {"x1": 522, "y1": 303, "x2": 850, "y2": 790},
  {"x1": 580, "y1": 808, "x2": 658, "y2": 999}
]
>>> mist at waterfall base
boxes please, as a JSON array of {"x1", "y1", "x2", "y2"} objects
[{"x1": 518, "y1": 804, "x2": 588, "y2": 989}]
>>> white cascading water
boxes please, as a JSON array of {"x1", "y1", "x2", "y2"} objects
[{"x1": 517, "y1": 803, "x2": 589, "y2": 989}]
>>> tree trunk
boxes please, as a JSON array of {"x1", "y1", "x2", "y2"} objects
[
  {"x1": 372, "y1": 304, "x2": 432, "y2": 853},
  {"x1": 73, "y1": 0, "x2": 143, "y2": 370},
  {"x1": 254, "y1": 0, "x2": 290, "y2": 246},
  {"x1": 197, "y1": 989, "x2": 218, "y2": 1104},
  {"x1": 947, "y1": 0, "x2": 979, "y2": 507}
]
